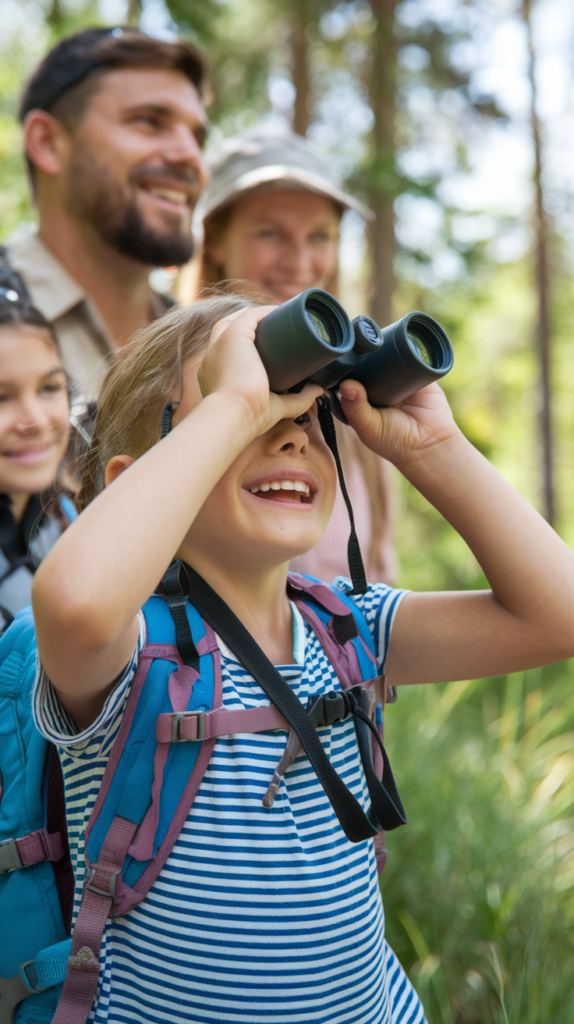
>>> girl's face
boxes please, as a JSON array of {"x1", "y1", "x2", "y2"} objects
[
  {"x1": 207, "y1": 189, "x2": 340, "y2": 305},
  {"x1": 0, "y1": 326, "x2": 70, "y2": 499},
  {"x1": 173, "y1": 349, "x2": 337, "y2": 575}
]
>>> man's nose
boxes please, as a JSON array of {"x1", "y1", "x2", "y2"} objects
[{"x1": 163, "y1": 126, "x2": 209, "y2": 183}]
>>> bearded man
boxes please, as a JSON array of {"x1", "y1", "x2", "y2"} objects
[{"x1": 5, "y1": 26, "x2": 208, "y2": 400}]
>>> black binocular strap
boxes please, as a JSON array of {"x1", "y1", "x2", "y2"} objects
[
  {"x1": 180, "y1": 562, "x2": 404, "y2": 842},
  {"x1": 316, "y1": 398, "x2": 368, "y2": 595},
  {"x1": 347, "y1": 692, "x2": 406, "y2": 832}
]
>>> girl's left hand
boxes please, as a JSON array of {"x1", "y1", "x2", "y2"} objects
[
  {"x1": 198, "y1": 307, "x2": 324, "y2": 439},
  {"x1": 339, "y1": 378, "x2": 461, "y2": 469}
]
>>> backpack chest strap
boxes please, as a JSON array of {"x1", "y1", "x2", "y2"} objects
[
  {"x1": 156, "y1": 703, "x2": 289, "y2": 743},
  {"x1": 0, "y1": 827, "x2": 64, "y2": 875}
]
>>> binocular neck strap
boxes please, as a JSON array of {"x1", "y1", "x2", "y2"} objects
[
  {"x1": 317, "y1": 397, "x2": 368, "y2": 595},
  {"x1": 160, "y1": 398, "x2": 368, "y2": 596}
]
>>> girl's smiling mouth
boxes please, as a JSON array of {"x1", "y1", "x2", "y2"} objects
[
  {"x1": 243, "y1": 469, "x2": 316, "y2": 505},
  {"x1": 2, "y1": 445, "x2": 51, "y2": 465}
]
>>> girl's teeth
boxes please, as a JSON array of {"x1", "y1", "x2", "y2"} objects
[{"x1": 248, "y1": 480, "x2": 311, "y2": 495}]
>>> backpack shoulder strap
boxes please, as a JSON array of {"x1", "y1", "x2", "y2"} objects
[
  {"x1": 52, "y1": 580, "x2": 224, "y2": 1024},
  {"x1": 287, "y1": 572, "x2": 378, "y2": 689},
  {"x1": 0, "y1": 610, "x2": 73, "y2": 1022}
]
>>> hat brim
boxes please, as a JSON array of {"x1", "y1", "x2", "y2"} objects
[{"x1": 199, "y1": 165, "x2": 374, "y2": 222}]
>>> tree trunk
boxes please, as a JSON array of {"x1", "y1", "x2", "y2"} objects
[
  {"x1": 523, "y1": 0, "x2": 554, "y2": 524},
  {"x1": 126, "y1": 0, "x2": 142, "y2": 27},
  {"x1": 290, "y1": 3, "x2": 311, "y2": 136},
  {"x1": 366, "y1": 0, "x2": 398, "y2": 328}
]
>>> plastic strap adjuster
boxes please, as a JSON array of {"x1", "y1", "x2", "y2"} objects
[
  {"x1": 170, "y1": 710, "x2": 205, "y2": 742},
  {"x1": 85, "y1": 867, "x2": 119, "y2": 902},
  {"x1": 0, "y1": 837, "x2": 23, "y2": 874},
  {"x1": 18, "y1": 959, "x2": 46, "y2": 995}
]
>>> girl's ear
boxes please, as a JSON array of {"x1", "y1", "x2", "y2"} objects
[{"x1": 105, "y1": 455, "x2": 136, "y2": 488}]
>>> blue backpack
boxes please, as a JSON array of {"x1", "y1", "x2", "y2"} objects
[{"x1": 0, "y1": 564, "x2": 405, "y2": 1024}]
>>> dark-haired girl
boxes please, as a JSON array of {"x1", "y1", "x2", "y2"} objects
[{"x1": 0, "y1": 264, "x2": 73, "y2": 629}]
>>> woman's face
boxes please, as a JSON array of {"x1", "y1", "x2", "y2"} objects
[
  {"x1": 0, "y1": 326, "x2": 70, "y2": 498},
  {"x1": 207, "y1": 189, "x2": 340, "y2": 304}
]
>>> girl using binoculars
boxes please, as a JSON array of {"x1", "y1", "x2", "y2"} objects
[{"x1": 32, "y1": 295, "x2": 574, "y2": 1024}]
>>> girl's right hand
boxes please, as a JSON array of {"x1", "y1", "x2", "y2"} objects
[
  {"x1": 339, "y1": 377, "x2": 462, "y2": 470},
  {"x1": 197, "y1": 307, "x2": 324, "y2": 437}
]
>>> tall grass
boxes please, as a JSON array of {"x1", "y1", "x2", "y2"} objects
[{"x1": 382, "y1": 662, "x2": 574, "y2": 1022}]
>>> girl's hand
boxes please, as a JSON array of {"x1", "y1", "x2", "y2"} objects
[
  {"x1": 339, "y1": 378, "x2": 461, "y2": 468},
  {"x1": 198, "y1": 306, "x2": 324, "y2": 437}
]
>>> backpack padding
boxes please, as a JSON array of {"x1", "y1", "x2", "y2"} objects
[{"x1": 0, "y1": 609, "x2": 70, "y2": 1022}]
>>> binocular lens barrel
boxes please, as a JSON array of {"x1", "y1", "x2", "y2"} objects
[
  {"x1": 345, "y1": 311, "x2": 453, "y2": 408},
  {"x1": 254, "y1": 288, "x2": 454, "y2": 408},
  {"x1": 254, "y1": 289, "x2": 354, "y2": 393}
]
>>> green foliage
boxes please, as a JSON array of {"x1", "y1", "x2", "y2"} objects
[{"x1": 382, "y1": 662, "x2": 574, "y2": 1022}]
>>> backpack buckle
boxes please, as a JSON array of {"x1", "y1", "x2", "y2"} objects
[
  {"x1": 170, "y1": 710, "x2": 205, "y2": 742},
  {"x1": 0, "y1": 837, "x2": 23, "y2": 874}
]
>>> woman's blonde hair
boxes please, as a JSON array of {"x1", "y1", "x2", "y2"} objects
[{"x1": 76, "y1": 294, "x2": 253, "y2": 513}]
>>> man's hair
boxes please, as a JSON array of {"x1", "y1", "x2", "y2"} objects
[{"x1": 20, "y1": 26, "x2": 206, "y2": 137}]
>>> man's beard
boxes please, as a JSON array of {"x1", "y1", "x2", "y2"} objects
[{"x1": 64, "y1": 146, "x2": 195, "y2": 267}]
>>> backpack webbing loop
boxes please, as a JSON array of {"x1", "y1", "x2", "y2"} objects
[{"x1": 159, "y1": 562, "x2": 199, "y2": 670}]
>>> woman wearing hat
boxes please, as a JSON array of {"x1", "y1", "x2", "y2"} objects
[{"x1": 184, "y1": 129, "x2": 396, "y2": 583}]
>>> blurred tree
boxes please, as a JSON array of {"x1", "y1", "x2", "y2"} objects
[
  {"x1": 522, "y1": 0, "x2": 554, "y2": 524},
  {"x1": 365, "y1": 0, "x2": 398, "y2": 326}
]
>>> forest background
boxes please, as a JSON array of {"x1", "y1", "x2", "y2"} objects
[{"x1": 1, "y1": 0, "x2": 574, "y2": 1021}]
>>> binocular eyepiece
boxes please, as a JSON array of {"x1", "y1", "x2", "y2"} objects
[{"x1": 254, "y1": 288, "x2": 453, "y2": 416}]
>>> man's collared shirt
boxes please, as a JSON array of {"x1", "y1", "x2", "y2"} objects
[{"x1": 5, "y1": 225, "x2": 170, "y2": 403}]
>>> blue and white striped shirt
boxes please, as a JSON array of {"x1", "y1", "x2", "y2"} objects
[{"x1": 34, "y1": 580, "x2": 426, "y2": 1024}]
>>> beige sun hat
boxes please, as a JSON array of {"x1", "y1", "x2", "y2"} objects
[{"x1": 197, "y1": 129, "x2": 374, "y2": 223}]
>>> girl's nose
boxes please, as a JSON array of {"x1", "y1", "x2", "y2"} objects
[
  {"x1": 273, "y1": 419, "x2": 309, "y2": 455},
  {"x1": 14, "y1": 396, "x2": 47, "y2": 432}
]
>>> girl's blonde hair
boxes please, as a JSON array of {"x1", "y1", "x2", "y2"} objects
[{"x1": 76, "y1": 294, "x2": 253, "y2": 513}]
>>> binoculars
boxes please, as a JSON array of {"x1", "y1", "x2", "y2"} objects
[{"x1": 255, "y1": 288, "x2": 453, "y2": 417}]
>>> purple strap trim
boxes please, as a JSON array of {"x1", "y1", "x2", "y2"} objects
[
  {"x1": 287, "y1": 572, "x2": 355, "y2": 616},
  {"x1": 117, "y1": 621, "x2": 224, "y2": 915},
  {"x1": 358, "y1": 635, "x2": 377, "y2": 664},
  {"x1": 292, "y1": 599, "x2": 361, "y2": 691},
  {"x1": 374, "y1": 831, "x2": 388, "y2": 874},
  {"x1": 16, "y1": 827, "x2": 64, "y2": 867},
  {"x1": 129, "y1": 664, "x2": 200, "y2": 861},
  {"x1": 84, "y1": 653, "x2": 154, "y2": 854},
  {"x1": 53, "y1": 816, "x2": 137, "y2": 1024},
  {"x1": 155, "y1": 703, "x2": 289, "y2": 743}
]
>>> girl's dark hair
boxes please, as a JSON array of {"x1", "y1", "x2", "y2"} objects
[{"x1": 0, "y1": 250, "x2": 58, "y2": 344}]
